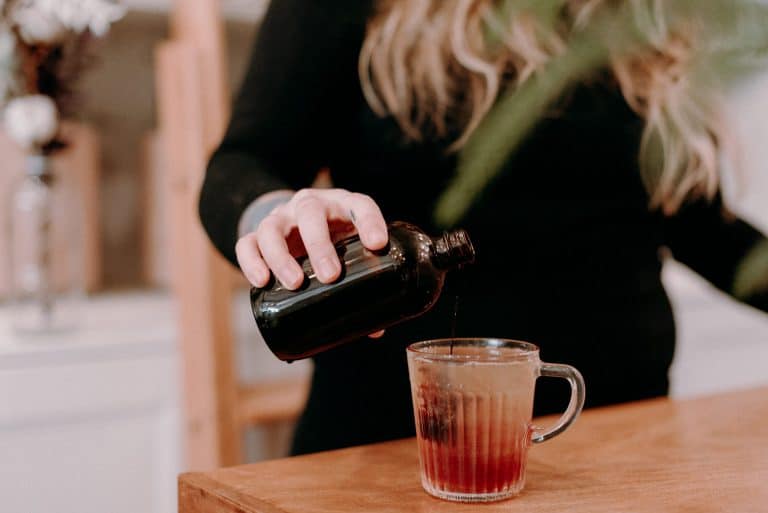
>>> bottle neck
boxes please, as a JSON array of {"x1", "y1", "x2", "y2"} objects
[{"x1": 431, "y1": 229, "x2": 475, "y2": 270}]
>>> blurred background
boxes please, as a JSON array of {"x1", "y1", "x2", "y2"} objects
[{"x1": 0, "y1": 1, "x2": 767, "y2": 513}]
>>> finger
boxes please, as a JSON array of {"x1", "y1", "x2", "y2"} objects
[
  {"x1": 294, "y1": 195, "x2": 342, "y2": 283},
  {"x1": 344, "y1": 193, "x2": 388, "y2": 250},
  {"x1": 256, "y1": 215, "x2": 305, "y2": 290},
  {"x1": 368, "y1": 330, "x2": 386, "y2": 339},
  {"x1": 235, "y1": 233, "x2": 271, "y2": 287}
]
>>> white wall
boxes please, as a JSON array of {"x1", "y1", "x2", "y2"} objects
[{"x1": 666, "y1": 71, "x2": 768, "y2": 398}]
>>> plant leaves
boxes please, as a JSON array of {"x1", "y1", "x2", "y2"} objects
[
  {"x1": 734, "y1": 240, "x2": 768, "y2": 299},
  {"x1": 435, "y1": 2, "x2": 643, "y2": 226},
  {"x1": 434, "y1": 0, "x2": 768, "y2": 227}
]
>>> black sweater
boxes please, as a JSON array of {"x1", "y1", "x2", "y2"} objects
[{"x1": 200, "y1": 0, "x2": 768, "y2": 455}]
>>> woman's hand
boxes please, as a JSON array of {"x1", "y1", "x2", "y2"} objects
[{"x1": 236, "y1": 188, "x2": 388, "y2": 290}]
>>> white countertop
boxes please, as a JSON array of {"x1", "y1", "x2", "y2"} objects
[{"x1": 0, "y1": 291, "x2": 176, "y2": 368}]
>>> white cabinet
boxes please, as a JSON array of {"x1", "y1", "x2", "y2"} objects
[{"x1": 0, "y1": 293, "x2": 180, "y2": 513}]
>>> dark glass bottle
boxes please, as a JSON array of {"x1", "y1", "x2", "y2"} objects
[{"x1": 251, "y1": 221, "x2": 475, "y2": 362}]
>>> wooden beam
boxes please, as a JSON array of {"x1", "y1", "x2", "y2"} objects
[
  {"x1": 170, "y1": 0, "x2": 231, "y2": 150},
  {"x1": 155, "y1": 40, "x2": 240, "y2": 470}
]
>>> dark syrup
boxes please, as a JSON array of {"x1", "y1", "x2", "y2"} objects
[
  {"x1": 449, "y1": 293, "x2": 459, "y2": 355},
  {"x1": 448, "y1": 267, "x2": 470, "y2": 355}
]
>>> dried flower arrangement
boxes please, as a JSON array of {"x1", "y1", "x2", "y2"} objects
[{"x1": 0, "y1": 0, "x2": 125, "y2": 153}]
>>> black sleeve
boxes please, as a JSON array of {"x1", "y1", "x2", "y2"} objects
[
  {"x1": 662, "y1": 194, "x2": 768, "y2": 311},
  {"x1": 199, "y1": 0, "x2": 372, "y2": 265}
]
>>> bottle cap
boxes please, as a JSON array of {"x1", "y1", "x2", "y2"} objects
[{"x1": 433, "y1": 229, "x2": 475, "y2": 269}]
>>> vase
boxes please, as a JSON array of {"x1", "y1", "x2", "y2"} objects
[{"x1": 6, "y1": 154, "x2": 84, "y2": 335}]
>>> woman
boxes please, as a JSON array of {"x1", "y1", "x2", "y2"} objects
[{"x1": 199, "y1": 0, "x2": 768, "y2": 455}]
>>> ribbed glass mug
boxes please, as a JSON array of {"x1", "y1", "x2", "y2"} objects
[{"x1": 407, "y1": 338, "x2": 585, "y2": 502}]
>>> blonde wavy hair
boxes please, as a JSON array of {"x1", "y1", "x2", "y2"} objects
[{"x1": 359, "y1": 0, "x2": 725, "y2": 213}]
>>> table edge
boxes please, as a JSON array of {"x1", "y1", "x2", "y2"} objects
[{"x1": 180, "y1": 472, "x2": 290, "y2": 513}]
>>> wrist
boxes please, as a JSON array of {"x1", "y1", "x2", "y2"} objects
[{"x1": 238, "y1": 189, "x2": 294, "y2": 237}]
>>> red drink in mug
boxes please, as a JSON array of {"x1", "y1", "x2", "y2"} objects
[{"x1": 407, "y1": 339, "x2": 585, "y2": 502}]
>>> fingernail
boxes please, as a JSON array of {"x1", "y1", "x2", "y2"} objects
[
  {"x1": 280, "y1": 268, "x2": 303, "y2": 289},
  {"x1": 248, "y1": 271, "x2": 265, "y2": 287},
  {"x1": 370, "y1": 229, "x2": 388, "y2": 247},
  {"x1": 318, "y1": 257, "x2": 338, "y2": 281},
  {"x1": 256, "y1": 270, "x2": 270, "y2": 287}
]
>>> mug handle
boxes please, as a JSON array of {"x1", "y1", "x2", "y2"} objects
[{"x1": 531, "y1": 362, "x2": 586, "y2": 444}]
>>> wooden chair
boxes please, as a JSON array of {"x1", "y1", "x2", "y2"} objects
[{"x1": 155, "y1": 0, "x2": 308, "y2": 470}]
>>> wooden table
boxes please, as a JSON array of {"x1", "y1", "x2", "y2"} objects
[{"x1": 179, "y1": 387, "x2": 768, "y2": 513}]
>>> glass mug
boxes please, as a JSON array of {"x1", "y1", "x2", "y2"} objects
[{"x1": 407, "y1": 338, "x2": 585, "y2": 502}]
